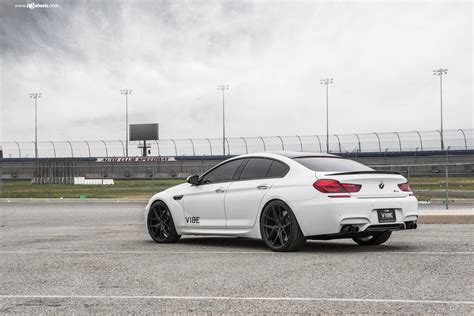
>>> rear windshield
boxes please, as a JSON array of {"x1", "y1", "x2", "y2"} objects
[{"x1": 293, "y1": 157, "x2": 373, "y2": 172}]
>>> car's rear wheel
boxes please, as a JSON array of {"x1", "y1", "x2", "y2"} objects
[
  {"x1": 147, "y1": 201, "x2": 181, "y2": 243},
  {"x1": 260, "y1": 200, "x2": 306, "y2": 252},
  {"x1": 352, "y1": 231, "x2": 392, "y2": 245}
]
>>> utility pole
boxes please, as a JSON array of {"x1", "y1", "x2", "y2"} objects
[
  {"x1": 29, "y1": 93, "x2": 41, "y2": 158},
  {"x1": 320, "y1": 78, "x2": 333, "y2": 153},
  {"x1": 433, "y1": 68, "x2": 448, "y2": 150},
  {"x1": 120, "y1": 89, "x2": 132, "y2": 157},
  {"x1": 217, "y1": 84, "x2": 229, "y2": 156}
]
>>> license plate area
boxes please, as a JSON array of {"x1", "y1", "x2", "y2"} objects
[{"x1": 377, "y1": 209, "x2": 396, "y2": 223}]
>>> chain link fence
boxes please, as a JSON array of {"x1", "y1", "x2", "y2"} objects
[{"x1": 1, "y1": 129, "x2": 472, "y2": 158}]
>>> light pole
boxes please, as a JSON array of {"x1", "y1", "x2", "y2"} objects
[
  {"x1": 320, "y1": 78, "x2": 333, "y2": 153},
  {"x1": 433, "y1": 68, "x2": 448, "y2": 150},
  {"x1": 29, "y1": 92, "x2": 41, "y2": 158},
  {"x1": 217, "y1": 84, "x2": 229, "y2": 156},
  {"x1": 120, "y1": 89, "x2": 132, "y2": 157}
]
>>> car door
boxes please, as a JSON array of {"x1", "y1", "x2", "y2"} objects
[
  {"x1": 225, "y1": 158, "x2": 290, "y2": 229},
  {"x1": 182, "y1": 158, "x2": 245, "y2": 230}
]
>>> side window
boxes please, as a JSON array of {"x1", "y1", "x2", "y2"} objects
[
  {"x1": 239, "y1": 158, "x2": 273, "y2": 180},
  {"x1": 201, "y1": 159, "x2": 244, "y2": 184},
  {"x1": 266, "y1": 161, "x2": 289, "y2": 178}
]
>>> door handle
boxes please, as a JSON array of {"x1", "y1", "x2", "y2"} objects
[
  {"x1": 215, "y1": 188, "x2": 225, "y2": 193},
  {"x1": 257, "y1": 185, "x2": 268, "y2": 190}
]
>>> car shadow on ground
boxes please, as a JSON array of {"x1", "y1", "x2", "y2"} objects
[{"x1": 147, "y1": 236, "x2": 415, "y2": 253}]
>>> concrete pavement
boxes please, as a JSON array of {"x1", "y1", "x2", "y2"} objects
[{"x1": 0, "y1": 201, "x2": 472, "y2": 314}]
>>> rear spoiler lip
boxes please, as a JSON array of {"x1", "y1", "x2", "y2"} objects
[{"x1": 326, "y1": 170, "x2": 402, "y2": 176}]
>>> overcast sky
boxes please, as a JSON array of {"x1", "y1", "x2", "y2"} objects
[{"x1": 0, "y1": 0, "x2": 472, "y2": 142}]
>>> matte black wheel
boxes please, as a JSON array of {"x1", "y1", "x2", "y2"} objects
[
  {"x1": 352, "y1": 231, "x2": 392, "y2": 246},
  {"x1": 147, "y1": 201, "x2": 181, "y2": 243},
  {"x1": 260, "y1": 200, "x2": 306, "y2": 252}
]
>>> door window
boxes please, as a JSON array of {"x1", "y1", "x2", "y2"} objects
[
  {"x1": 266, "y1": 161, "x2": 290, "y2": 178},
  {"x1": 239, "y1": 158, "x2": 273, "y2": 180},
  {"x1": 200, "y1": 159, "x2": 244, "y2": 184}
]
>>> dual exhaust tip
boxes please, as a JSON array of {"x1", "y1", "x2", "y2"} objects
[
  {"x1": 341, "y1": 225, "x2": 360, "y2": 233},
  {"x1": 341, "y1": 221, "x2": 417, "y2": 233}
]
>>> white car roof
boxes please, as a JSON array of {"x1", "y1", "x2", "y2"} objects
[{"x1": 235, "y1": 151, "x2": 340, "y2": 159}]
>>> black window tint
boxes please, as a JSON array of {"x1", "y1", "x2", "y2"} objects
[
  {"x1": 239, "y1": 158, "x2": 273, "y2": 180},
  {"x1": 266, "y1": 161, "x2": 289, "y2": 178},
  {"x1": 232, "y1": 158, "x2": 249, "y2": 180},
  {"x1": 201, "y1": 159, "x2": 244, "y2": 184},
  {"x1": 293, "y1": 157, "x2": 373, "y2": 172}
]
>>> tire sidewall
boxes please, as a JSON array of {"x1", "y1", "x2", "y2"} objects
[
  {"x1": 260, "y1": 200, "x2": 304, "y2": 251},
  {"x1": 147, "y1": 200, "x2": 180, "y2": 243}
]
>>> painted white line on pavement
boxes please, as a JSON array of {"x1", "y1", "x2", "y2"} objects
[
  {"x1": 0, "y1": 251, "x2": 472, "y2": 255},
  {"x1": 0, "y1": 295, "x2": 472, "y2": 305}
]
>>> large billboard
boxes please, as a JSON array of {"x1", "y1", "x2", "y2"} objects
[{"x1": 129, "y1": 123, "x2": 159, "y2": 141}]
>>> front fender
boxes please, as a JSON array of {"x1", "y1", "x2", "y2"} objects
[{"x1": 145, "y1": 191, "x2": 187, "y2": 235}]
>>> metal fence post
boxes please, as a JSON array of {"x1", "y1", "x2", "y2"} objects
[
  {"x1": 314, "y1": 135, "x2": 322, "y2": 152},
  {"x1": 154, "y1": 140, "x2": 160, "y2": 156},
  {"x1": 333, "y1": 134, "x2": 342, "y2": 153},
  {"x1": 170, "y1": 139, "x2": 178, "y2": 156},
  {"x1": 225, "y1": 138, "x2": 231, "y2": 155},
  {"x1": 459, "y1": 129, "x2": 467, "y2": 150},
  {"x1": 100, "y1": 140, "x2": 108, "y2": 157},
  {"x1": 240, "y1": 137, "x2": 249, "y2": 154},
  {"x1": 14, "y1": 142, "x2": 22, "y2": 158},
  {"x1": 84, "y1": 141, "x2": 91, "y2": 157},
  {"x1": 415, "y1": 131, "x2": 423, "y2": 151},
  {"x1": 436, "y1": 130, "x2": 442, "y2": 150},
  {"x1": 295, "y1": 135, "x2": 303, "y2": 151},
  {"x1": 188, "y1": 139, "x2": 196, "y2": 156},
  {"x1": 276, "y1": 136, "x2": 285, "y2": 150},
  {"x1": 206, "y1": 138, "x2": 213, "y2": 156},
  {"x1": 258, "y1": 136, "x2": 266, "y2": 151},
  {"x1": 354, "y1": 133, "x2": 361, "y2": 152},
  {"x1": 118, "y1": 140, "x2": 126, "y2": 156},
  {"x1": 373, "y1": 132, "x2": 382, "y2": 152},
  {"x1": 66, "y1": 140, "x2": 74, "y2": 157},
  {"x1": 394, "y1": 132, "x2": 402, "y2": 152},
  {"x1": 50, "y1": 141, "x2": 57, "y2": 158}
]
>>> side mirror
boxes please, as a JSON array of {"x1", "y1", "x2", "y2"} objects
[{"x1": 187, "y1": 174, "x2": 200, "y2": 185}]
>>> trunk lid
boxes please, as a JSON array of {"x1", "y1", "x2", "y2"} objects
[{"x1": 316, "y1": 171, "x2": 409, "y2": 198}]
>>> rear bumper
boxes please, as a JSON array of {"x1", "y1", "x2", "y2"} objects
[{"x1": 289, "y1": 196, "x2": 418, "y2": 237}]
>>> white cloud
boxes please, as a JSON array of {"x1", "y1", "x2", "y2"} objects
[{"x1": 0, "y1": 0, "x2": 472, "y2": 143}]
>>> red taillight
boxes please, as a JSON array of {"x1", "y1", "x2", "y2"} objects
[
  {"x1": 313, "y1": 179, "x2": 346, "y2": 193},
  {"x1": 341, "y1": 183, "x2": 362, "y2": 193},
  {"x1": 313, "y1": 179, "x2": 362, "y2": 195},
  {"x1": 398, "y1": 182, "x2": 411, "y2": 192}
]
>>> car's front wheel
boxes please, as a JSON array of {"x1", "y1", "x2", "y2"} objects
[
  {"x1": 147, "y1": 201, "x2": 181, "y2": 243},
  {"x1": 352, "y1": 231, "x2": 392, "y2": 246},
  {"x1": 260, "y1": 200, "x2": 306, "y2": 252}
]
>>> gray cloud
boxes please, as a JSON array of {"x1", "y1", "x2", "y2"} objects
[{"x1": 0, "y1": 0, "x2": 472, "y2": 142}]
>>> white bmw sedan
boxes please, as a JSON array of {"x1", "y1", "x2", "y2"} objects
[{"x1": 145, "y1": 152, "x2": 418, "y2": 251}]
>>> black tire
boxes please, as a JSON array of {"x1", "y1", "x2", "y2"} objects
[
  {"x1": 260, "y1": 200, "x2": 306, "y2": 252},
  {"x1": 352, "y1": 231, "x2": 392, "y2": 246},
  {"x1": 147, "y1": 201, "x2": 181, "y2": 243}
]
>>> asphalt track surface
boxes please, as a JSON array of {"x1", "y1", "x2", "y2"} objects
[{"x1": 0, "y1": 201, "x2": 472, "y2": 314}]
